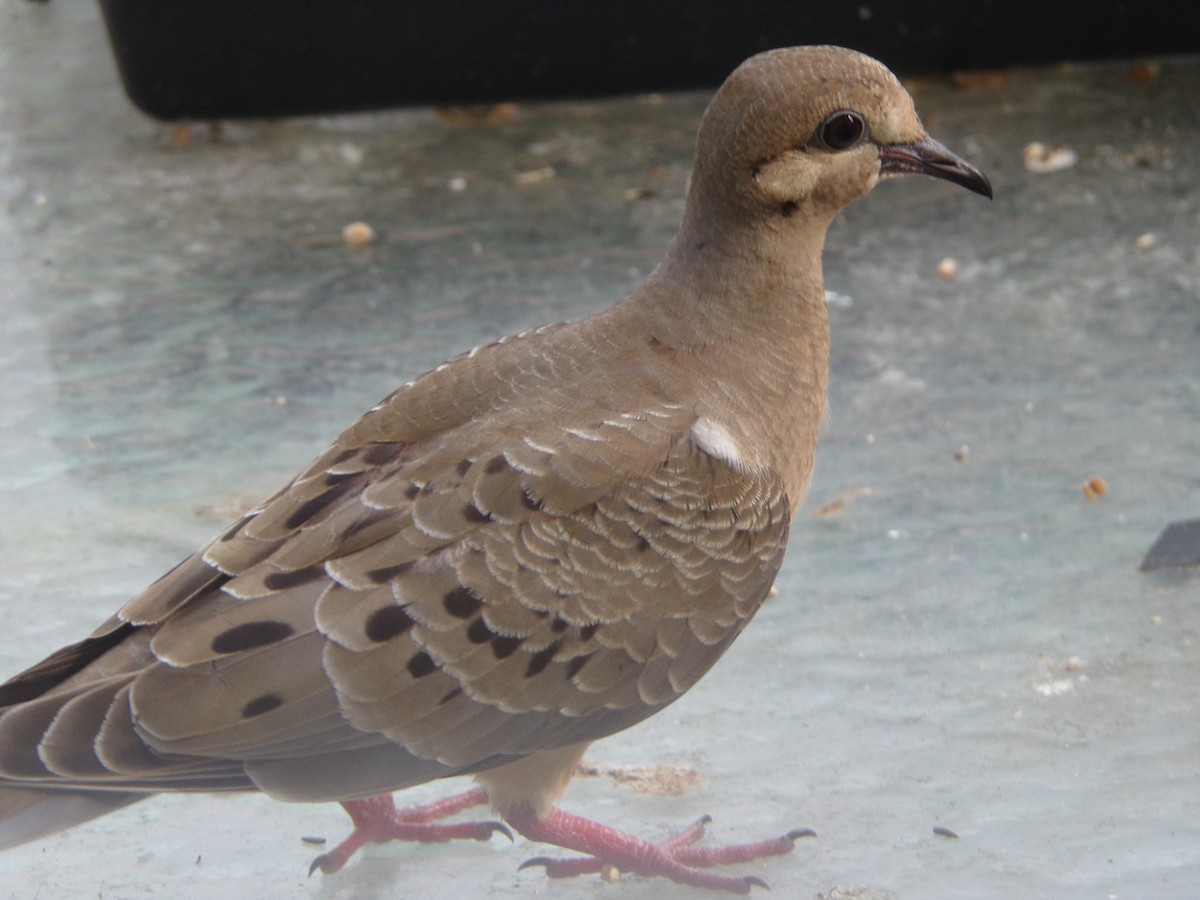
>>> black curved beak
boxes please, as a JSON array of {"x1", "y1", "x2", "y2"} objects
[{"x1": 880, "y1": 137, "x2": 993, "y2": 199}]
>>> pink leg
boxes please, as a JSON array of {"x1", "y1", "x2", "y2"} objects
[
  {"x1": 310, "y1": 787, "x2": 510, "y2": 875},
  {"x1": 509, "y1": 806, "x2": 815, "y2": 894}
]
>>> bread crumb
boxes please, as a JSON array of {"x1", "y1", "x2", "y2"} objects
[
  {"x1": 342, "y1": 221, "x2": 376, "y2": 247},
  {"x1": 1023, "y1": 142, "x2": 1078, "y2": 173},
  {"x1": 815, "y1": 486, "x2": 873, "y2": 516},
  {"x1": 515, "y1": 166, "x2": 556, "y2": 185},
  {"x1": 1082, "y1": 476, "x2": 1108, "y2": 500}
]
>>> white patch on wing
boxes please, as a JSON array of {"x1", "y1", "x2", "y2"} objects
[{"x1": 690, "y1": 418, "x2": 744, "y2": 468}]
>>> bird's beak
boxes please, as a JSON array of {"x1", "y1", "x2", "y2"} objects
[{"x1": 880, "y1": 137, "x2": 993, "y2": 199}]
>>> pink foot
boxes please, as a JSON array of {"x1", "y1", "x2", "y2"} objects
[
  {"x1": 509, "y1": 806, "x2": 815, "y2": 894},
  {"x1": 310, "y1": 787, "x2": 511, "y2": 875}
]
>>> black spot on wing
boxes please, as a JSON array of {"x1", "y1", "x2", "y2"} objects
[
  {"x1": 525, "y1": 641, "x2": 561, "y2": 677},
  {"x1": 361, "y1": 442, "x2": 404, "y2": 466},
  {"x1": 341, "y1": 506, "x2": 394, "y2": 540},
  {"x1": 456, "y1": 458, "x2": 472, "y2": 477},
  {"x1": 365, "y1": 560, "x2": 415, "y2": 584},
  {"x1": 565, "y1": 654, "x2": 591, "y2": 680},
  {"x1": 579, "y1": 623, "x2": 599, "y2": 642},
  {"x1": 242, "y1": 693, "x2": 284, "y2": 718},
  {"x1": 263, "y1": 565, "x2": 326, "y2": 591},
  {"x1": 284, "y1": 478, "x2": 358, "y2": 530},
  {"x1": 365, "y1": 605, "x2": 416, "y2": 642},
  {"x1": 211, "y1": 620, "x2": 296, "y2": 655},
  {"x1": 219, "y1": 519, "x2": 246, "y2": 542},
  {"x1": 442, "y1": 587, "x2": 482, "y2": 619},
  {"x1": 463, "y1": 503, "x2": 492, "y2": 523},
  {"x1": 407, "y1": 651, "x2": 437, "y2": 678},
  {"x1": 484, "y1": 454, "x2": 508, "y2": 475},
  {"x1": 0, "y1": 621, "x2": 138, "y2": 707},
  {"x1": 466, "y1": 618, "x2": 491, "y2": 644},
  {"x1": 491, "y1": 634, "x2": 522, "y2": 660}
]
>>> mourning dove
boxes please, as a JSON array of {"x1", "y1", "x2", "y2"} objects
[{"x1": 0, "y1": 45, "x2": 990, "y2": 892}]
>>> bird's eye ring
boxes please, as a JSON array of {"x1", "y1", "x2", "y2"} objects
[{"x1": 817, "y1": 110, "x2": 867, "y2": 151}]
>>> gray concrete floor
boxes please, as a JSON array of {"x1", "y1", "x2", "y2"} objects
[{"x1": 1, "y1": 4, "x2": 1198, "y2": 899}]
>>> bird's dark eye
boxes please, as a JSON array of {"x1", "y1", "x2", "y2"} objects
[{"x1": 817, "y1": 110, "x2": 867, "y2": 151}]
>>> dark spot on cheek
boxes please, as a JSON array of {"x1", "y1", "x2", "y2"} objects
[
  {"x1": 241, "y1": 693, "x2": 283, "y2": 718},
  {"x1": 780, "y1": 200, "x2": 799, "y2": 218},
  {"x1": 211, "y1": 620, "x2": 295, "y2": 654},
  {"x1": 365, "y1": 605, "x2": 416, "y2": 642}
]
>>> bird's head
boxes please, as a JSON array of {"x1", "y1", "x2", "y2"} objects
[{"x1": 686, "y1": 45, "x2": 991, "y2": 233}]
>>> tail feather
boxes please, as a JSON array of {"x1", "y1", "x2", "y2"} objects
[{"x1": 0, "y1": 786, "x2": 143, "y2": 851}]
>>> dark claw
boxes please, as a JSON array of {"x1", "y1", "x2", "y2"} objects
[
  {"x1": 743, "y1": 875, "x2": 770, "y2": 891},
  {"x1": 517, "y1": 855, "x2": 556, "y2": 872},
  {"x1": 308, "y1": 854, "x2": 331, "y2": 877},
  {"x1": 485, "y1": 820, "x2": 515, "y2": 842},
  {"x1": 785, "y1": 827, "x2": 817, "y2": 841}
]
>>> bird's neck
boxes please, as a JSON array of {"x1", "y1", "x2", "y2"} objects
[{"x1": 609, "y1": 218, "x2": 832, "y2": 510}]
